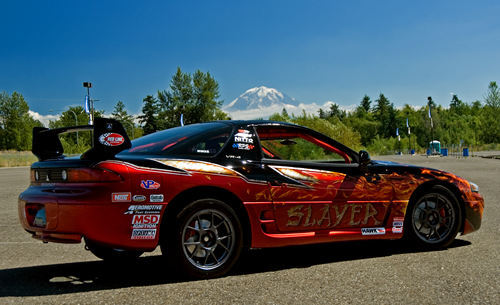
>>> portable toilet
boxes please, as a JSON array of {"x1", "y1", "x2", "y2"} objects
[{"x1": 429, "y1": 140, "x2": 441, "y2": 154}]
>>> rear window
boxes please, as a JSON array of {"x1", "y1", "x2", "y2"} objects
[{"x1": 121, "y1": 123, "x2": 232, "y2": 156}]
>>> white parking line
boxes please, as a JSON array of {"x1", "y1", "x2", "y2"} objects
[{"x1": 0, "y1": 241, "x2": 40, "y2": 244}]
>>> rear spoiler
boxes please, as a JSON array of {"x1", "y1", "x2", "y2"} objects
[{"x1": 32, "y1": 118, "x2": 132, "y2": 161}]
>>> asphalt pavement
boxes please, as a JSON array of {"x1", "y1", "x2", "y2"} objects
[{"x1": 0, "y1": 155, "x2": 498, "y2": 304}]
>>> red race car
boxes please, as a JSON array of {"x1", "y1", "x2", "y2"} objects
[{"x1": 19, "y1": 118, "x2": 484, "y2": 278}]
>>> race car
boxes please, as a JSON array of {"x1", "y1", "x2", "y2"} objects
[{"x1": 19, "y1": 118, "x2": 484, "y2": 278}]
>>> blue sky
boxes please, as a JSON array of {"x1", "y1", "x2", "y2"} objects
[{"x1": 1, "y1": 0, "x2": 499, "y2": 117}]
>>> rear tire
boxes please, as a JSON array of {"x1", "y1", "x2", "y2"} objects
[
  {"x1": 161, "y1": 198, "x2": 243, "y2": 279},
  {"x1": 405, "y1": 185, "x2": 462, "y2": 249},
  {"x1": 85, "y1": 239, "x2": 143, "y2": 262}
]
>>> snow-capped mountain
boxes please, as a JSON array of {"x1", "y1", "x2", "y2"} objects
[
  {"x1": 223, "y1": 86, "x2": 351, "y2": 120},
  {"x1": 224, "y1": 86, "x2": 300, "y2": 112}
]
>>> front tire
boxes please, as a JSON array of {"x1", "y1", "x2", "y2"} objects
[
  {"x1": 405, "y1": 185, "x2": 462, "y2": 249},
  {"x1": 161, "y1": 198, "x2": 243, "y2": 279}
]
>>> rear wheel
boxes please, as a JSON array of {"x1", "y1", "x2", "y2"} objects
[
  {"x1": 161, "y1": 198, "x2": 243, "y2": 279},
  {"x1": 85, "y1": 239, "x2": 143, "y2": 262},
  {"x1": 406, "y1": 185, "x2": 462, "y2": 248}
]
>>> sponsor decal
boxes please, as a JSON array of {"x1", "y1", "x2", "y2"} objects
[
  {"x1": 232, "y1": 143, "x2": 254, "y2": 150},
  {"x1": 234, "y1": 136, "x2": 254, "y2": 143},
  {"x1": 112, "y1": 192, "x2": 131, "y2": 202},
  {"x1": 99, "y1": 133, "x2": 125, "y2": 146},
  {"x1": 236, "y1": 129, "x2": 251, "y2": 136},
  {"x1": 124, "y1": 205, "x2": 162, "y2": 215},
  {"x1": 140, "y1": 180, "x2": 160, "y2": 190},
  {"x1": 393, "y1": 221, "x2": 404, "y2": 227},
  {"x1": 361, "y1": 227, "x2": 386, "y2": 235},
  {"x1": 225, "y1": 154, "x2": 241, "y2": 159},
  {"x1": 132, "y1": 214, "x2": 160, "y2": 228},
  {"x1": 150, "y1": 194, "x2": 164, "y2": 203},
  {"x1": 392, "y1": 217, "x2": 404, "y2": 234},
  {"x1": 392, "y1": 217, "x2": 404, "y2": 228},
  {"x1": 234, "y1": 129, "x2": 254, "y2": 143},
  {"x1": 131, "y1": 229, "x2": 157, "y2": 240},
  {"x1": 392, "y1": 227, "x2": 403, "y2": 233},
  {"x1": 132, "y1": 195, "x2": 146, "y2": 202}
]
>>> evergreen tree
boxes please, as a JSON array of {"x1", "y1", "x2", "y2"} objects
[
  {"x1": 154, "y1": 67, "x2": 228, "y2": 129},
  {"x1": 111, "y1": 101, "x2": 135, "y2": 137},
  {"x1": 327, "y1": 103, "x2": 346, "y2": 120},
  {"x1": 374, "y1": 94, "x2": 396, "y2": 138},
  {"x1": 481, "y1": 81, "x2": 500, "y2": 143},
  {"x1": 360, "y1": 95, "x2": 371, "y2": 112},
  {"x1": 138, "y1": 95, "x2": 160, "y2": 135},
  {"x1": 0, "y1": 91, "x2": 42, "y2": 150},
  {"x1": 450, "y1": 94, "x2": 466, "y2": 115},
  {"x1": 484, "y1": 81, "x2": 500, "y2": 108}
]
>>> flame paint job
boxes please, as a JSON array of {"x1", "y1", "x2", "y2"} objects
[{"x1": 18, "y1": 121, "x2": 483, "y2": 252}]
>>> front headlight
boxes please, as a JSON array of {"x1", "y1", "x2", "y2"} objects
[{"x1": 469, "y1": 181, "x2": 479, "y2": 193}]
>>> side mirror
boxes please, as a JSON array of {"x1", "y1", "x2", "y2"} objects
[{"x1": 359, "y1": 150, "x2": 371, "y2": 171}]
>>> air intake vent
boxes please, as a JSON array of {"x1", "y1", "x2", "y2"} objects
[{"x1": 35, "y1": 169, "x2": 65, "y2": 182}]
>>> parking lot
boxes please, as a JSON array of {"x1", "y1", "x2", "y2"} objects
[{"x1": 0, "y1": 155, "x2": 498, "y2": 304}]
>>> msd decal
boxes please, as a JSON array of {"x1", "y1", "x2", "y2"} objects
[
  {"x1": 112, "y1": 192, "x2": 131, "y2": 202},
  {"x1": 132, "y1": 215, "x2": 160, "y2": 228},
  {"x1": 140, "y1": 180, "x2": 160, "y2": 190},
  {"x1": 361, "y1": 227, "x2": 386, "y2": 235},
  {"x1": 99, "y1": 133, "x2": 125, "y2": 146}
]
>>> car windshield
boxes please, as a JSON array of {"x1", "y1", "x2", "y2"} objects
[{"x1": 120, "y1": 122, "x2": 232, "y2": 156}]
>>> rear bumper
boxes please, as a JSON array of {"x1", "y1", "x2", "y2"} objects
[{"x1": 18, "y1": 191, "x2": 164, "y2": 251}]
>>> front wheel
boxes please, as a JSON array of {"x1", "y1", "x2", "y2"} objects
[
  {"x1": 161, "y1": 198, "x2": 244, "y2": 279},
  {"x1": 405, "y1": 185, "x2": 462, "y2": 249}
]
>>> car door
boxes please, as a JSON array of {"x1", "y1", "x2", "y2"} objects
[{"x1": 255, "y1": 125, "x2": 394, "y2": 233}]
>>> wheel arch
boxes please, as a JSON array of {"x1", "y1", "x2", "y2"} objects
[
  {"x1": 407, "y1": 180, "x2": 466, "y2": 233},
  {"x1": 161, "y1": 186, "x2": 251, "y2": 248}
]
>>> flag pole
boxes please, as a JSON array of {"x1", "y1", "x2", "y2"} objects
[
  {"x1": 407, "y1": 118, "x2": 411, "y2": 154},
  {"x1": 428, "y1": 96, "x2": 434, "y2": 154}
]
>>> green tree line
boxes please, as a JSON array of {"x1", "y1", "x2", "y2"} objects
[{"x1": 1, "y1": 69, "x2": 499, "y2": 156}]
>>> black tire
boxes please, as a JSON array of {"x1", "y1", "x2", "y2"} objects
[
  {"x1": 161, "y1": 198, "x2": 244, "y2": 279},
  {"x1": 405, "y1": 185, "x2": 462, "y2": 249},
  {"x1": 85, "y1": 238, "x2": 143, "y2": 262}
]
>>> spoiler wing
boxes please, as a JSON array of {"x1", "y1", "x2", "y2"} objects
[{"x1": 32, "y1": 118, "x2": 132, "y2": 161}]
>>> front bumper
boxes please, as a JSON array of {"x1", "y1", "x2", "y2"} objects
[{"x1": 462, "y1": 192, "x2": 484, "y2": 235}]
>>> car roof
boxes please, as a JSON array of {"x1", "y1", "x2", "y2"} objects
[{"x1": 213, "y1": 120, "x2": 302, "y2": 128}]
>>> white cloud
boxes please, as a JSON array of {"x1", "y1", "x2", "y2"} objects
[
  {"x1": 226, "y1": 101, "x2": 357, "y2": 120},
  {"x1": 29, "y1": 110, "x2": 59, "y2": 127}
]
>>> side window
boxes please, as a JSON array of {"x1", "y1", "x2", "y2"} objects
[
  {"x1": 172, "y1": 127, "x2": 232, "y2": 156},
  {"x1": 187, "y1": 134, "x2": 230, "y2": 155},
  {"x1": 256, "y1": 127, "x2": 350, "y2": 163}
]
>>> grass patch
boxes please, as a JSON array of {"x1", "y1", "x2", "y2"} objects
[{"x1": 0, "y1": 151, "x2": 37, "y2": 167}]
